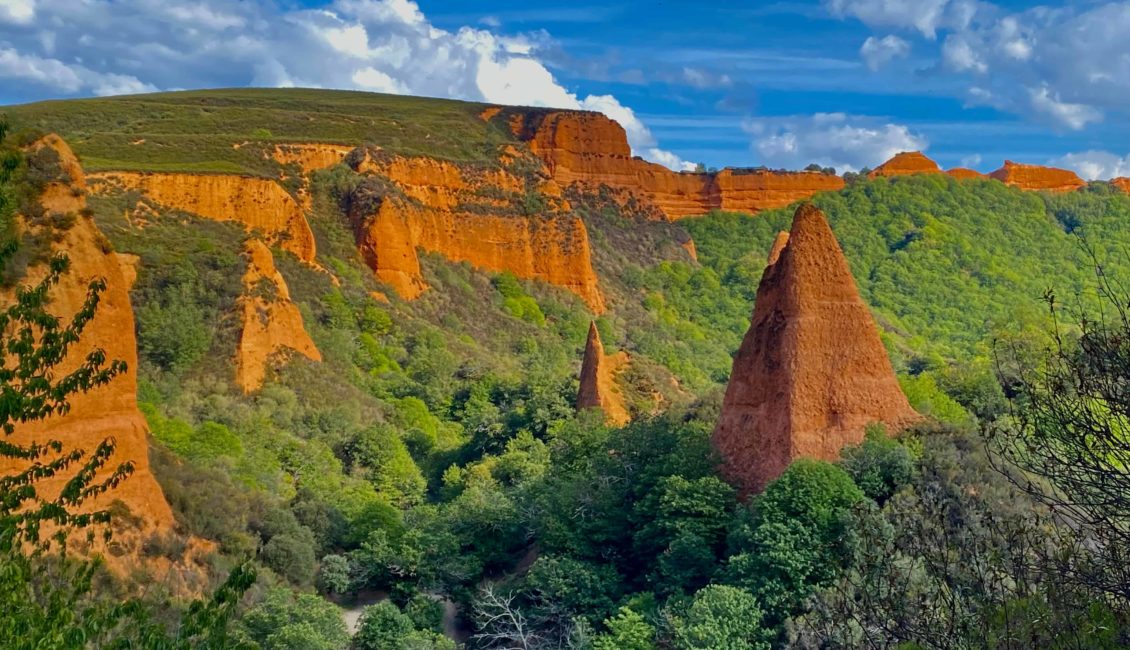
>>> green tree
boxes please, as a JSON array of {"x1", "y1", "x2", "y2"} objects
[
  {"x1": 839, "y1": 425, "x2": 914, "y2": 504},
  {"x1": 724, "y1": 459, "x2": 864, "y2": 625},
  {"x1": 593, "y1": 607, "x2": 655, "y2": 650},
  {"x1": 240, "y1": 588, "x2": 349, "y2": 650},
  {"x1": 670, "y1": 585, "x2": 770, "y2": 650},
  {"x1": 318, "y1": 554, "x2": 353, "y2": 595},
  {"x1": 352, "y1": 601, "x2": 455, "y2": 650}
]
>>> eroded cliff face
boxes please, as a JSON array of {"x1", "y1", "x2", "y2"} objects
[
  {"x1": 273, "y1": 143, "x2": 354, "y2": 173},
  {"x1": 869, "y1": 151, "x2": 942, "y2": 178},
  {"x1": 0, "y1": 136, "x2": 210, "y2": 584},
  {"x1": 506, "y1": 110, "x2": 844, "y2": 219},
  {"x1": 345, "y1": 151, "x2": 605, "y2": 313},
  {"x1": 712, "y1": 204, "x2": 919, "y2": 495},
  {"x1": 90, "y1": 172, "x2": 317, "y2": 262},
  {"x1": 576, "y1": 322, "x2": 630, "y2": 426},
  {"x1": 989, "y1": 161, "x2": 1085, "y2": 193},
  {"x1": 235, "y1": 239, "x2": 322, "y2": 393},
  {"x1": 1110, "y1": 178, "x2": 1130, "y2": 194}
]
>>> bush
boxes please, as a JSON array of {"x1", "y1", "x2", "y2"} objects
[{"x1": 839, "y1": 425, "x2": 914, "y2": 504}]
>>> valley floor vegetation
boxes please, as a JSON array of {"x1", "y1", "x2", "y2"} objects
[{"x1": 2, "y1": 111, "x2": 1130, "y2": 648}]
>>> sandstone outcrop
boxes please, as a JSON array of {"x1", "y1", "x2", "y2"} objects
[
  {"x1": 273, "y1": 143, "x2": 354, "y2": 173},
  {"x1": 0, "y1": 136, "x2": 187, "y2": 574},
  {"x1": 345, "y1": 151, "x2": 605, "y2": 313},
  {"x1": 576, "y1": 322, "x2": 630, "y2": 426},
  {"x1": 234, "y1": 239, "x2": 322, "y2": 393},
  {"x1": 989, "y1": 161, "x2": 1085, "y2": 193},
  {"x1": 90, "y1": 172, "x2": 317, "y2": 262},
  {"x1": 713, "y1": 203, "x2": 919, "y2": 495},
  {"x1": 1110, "y1": 177, "x2": 1130, "y2": 194},
  {"x1": 869, "y1": 151, "x2": 941, "y2": 178},
  {"x1": 511, "y1": 111, "x2": 843, "y2": 219},
  {"x1": 946, "y1": 167, "x2": 984, "y2": 180}
]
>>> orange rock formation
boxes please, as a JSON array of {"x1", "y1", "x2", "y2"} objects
[
  {"x1": 513, "y1": 111, "x2": 844, "y2": 219},
  {"x1": 90, "y1": 172, "x2": 316, "y2": 262},
  {"x1": 713, "y1": 203, "x2": 919, "y2": 495},
  {"x1": 234, "y1": 239, "x2": 322, "y2": 393},
  {"x1": 946, "y1": 167, "x2": 984, "y2": 180},
  {"x1": 576, "y1": 322, "x2": 630, "y2": 426},
  {"x1": 869, "y1": 151, "x2": 941, "y2": 178},
  {"x1": 989, "y1": 161, "x2": 1085, "y2": 193},
  {"x1": 273, "y1": 143, "x2": 354, "y2": 173},
  {"x1": 345, "y1": 152, "x2": 605, "y2": 313},
  {"x1": 0, "y1": 136, "x2": 181, "y2": 569},
  {"x1": 1110, "y1": 177, "x2": 1130, "y2": 194}
]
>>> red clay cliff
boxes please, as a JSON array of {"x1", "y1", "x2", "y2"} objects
[{"x1": 712, "y1": 203, "x2": 918, "y2": 495}]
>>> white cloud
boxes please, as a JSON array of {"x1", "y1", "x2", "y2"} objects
[
  {"x1": 0, "y1": 47, "x2": 155, "y2": 96},
  {"x1": 824, "y1": 0, "x2": 973, "y2": 38},
  {"x1": 0, "y1": 0, "x2": 689, "y2": 170},
  {"x1": 859, "y1": 35, "x2": 910, "y2": 71},
  {"x1": 1028, "y1": 85, "x2": 1102, "y2": 131},
  {"x1": 941, "y1": 34, "x2": 986, "y2": 73},
  {"x1": 743, "y1": 112, "x2": 927, "y2": 172},
  {"x1": 0, "y1": 0, "x2": 35, "y2": 25},
  {"x1": 960, "y1": 153, "x2": 981, "y2": 168},
  {"x1": 1050, "y1": 151, "x2": 1130, "y2": 181},
  {"x1": 833, "y1": 1, "x2": 1130, "y2": 131}
]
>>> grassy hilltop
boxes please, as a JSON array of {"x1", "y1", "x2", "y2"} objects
[{"x1": 4, "y1": 88, "x2": 523, "y2": 173}]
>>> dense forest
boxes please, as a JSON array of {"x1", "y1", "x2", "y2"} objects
[{"x1": 2, "y1": 93, "x2": 1130, "y2": 648}]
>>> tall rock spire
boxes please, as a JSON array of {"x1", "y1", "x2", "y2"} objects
[
  {"x1": 576, "y1": 322, "x2": 631, "y2": 426},
  {"x1": 713, "y1": 203, "x2": 918, "y2": 495}
]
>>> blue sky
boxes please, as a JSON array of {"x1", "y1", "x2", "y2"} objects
[{"x1": 2, "y1": 0, "x2": 1130, "y2": 176}]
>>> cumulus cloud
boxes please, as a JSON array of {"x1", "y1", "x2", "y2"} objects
[
  {"x1": 0, "y1": 0, "x2": 690, "y2": 169},
  {"x1": 0, "y1": 47, "x2": 155, "y2": 96},
  {"x1": 1028, "y1": 85, "x2": 1102, "y2": 131},
  {"x1": 1050, "y1": 151, "x2": 1130, "y2": 181},
  {"x1": 0, "y1": 0, "x2": 35, "y2": 25},
  {"x1": 860, "y1": 35, "x2": 910, "y2": 70},
  {"x1": 831, "y1": 0, "x2": 1130, "y2": 131},
  {"x1": 743, "y1": 112, "x2": 927, "y2": 172},
  {"x1": 824, "y1": 0, "x2": 974, "y2": 38}
]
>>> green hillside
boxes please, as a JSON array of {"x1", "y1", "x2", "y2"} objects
[{"x1": 2, "y1": 89, "x2": 1128, "y2": 647}]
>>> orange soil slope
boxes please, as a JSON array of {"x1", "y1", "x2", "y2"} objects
[{"x1": 90, "y1": 172, "x2": 317, "y2": 262}]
